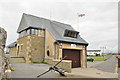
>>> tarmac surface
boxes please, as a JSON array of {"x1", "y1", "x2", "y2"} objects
[
  {"x1": 11, "y1": 62, "x2": 118, "y2": 78},
  {"x1": 87, "y1": 61, "x2": 104, "y2": 68},
  {"x1": 95, "y1": 56, "x2": 117, "y2": 73}
]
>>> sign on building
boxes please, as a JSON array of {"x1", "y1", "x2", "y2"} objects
[{"x1": 71, "y1": 44, "x2": 76, "y2": 48}]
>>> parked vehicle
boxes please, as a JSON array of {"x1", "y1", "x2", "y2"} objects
[
  {"x1": 87, "y1": 58, "x2": 94, "y2": 62},
  {"x1": 116, "y1": 55, "x2": 118, "y2": 59}
]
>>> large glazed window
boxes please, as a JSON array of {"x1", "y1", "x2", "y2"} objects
[
  {"x1": 30, "y1": 29, "x2": 38, "y2": 35},
  {"x1": 34, "y1": 29, "x2": 38, "y2": 35},
  {"x1": 18, "y1": 28, "x2": 44, "y2": 38},
  {"x1": 27, "y1": 29, "x2": 31, "y2": 34},
  {"x1": 31, "y1": 29, "x2": 35, "y2": 35},
  {"x1": 19, "y1": 30, "x2": 27, "y2": 37}
]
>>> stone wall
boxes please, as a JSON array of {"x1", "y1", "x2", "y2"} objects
[
  {"x1": 45, "y1": 31, "x2": 56, "y2": 59},
  {"x1": 17, "y1": 34, "x2": 45, "y2": 63},
  {"x1": 0, "y1": 27, "x2": 7, "y2": 79},
  {"x1": 30, "y1": 35, "x2": 44, "y2": 62},
  {"x1": 10, "y1": 57, "x2": 25, "y2": 63},
  {"x1": 9, "y1": 47, "x2": 16, "y2": 57},
  {"x1": 44, "y1": 58, "x2": 72, "y2": 73},
  {"x1": 53, "y1": 60, "x2": 72, "y2": 73}
]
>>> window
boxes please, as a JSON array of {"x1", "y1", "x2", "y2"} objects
[
  {"x1": 31, "y1": 29, "x2": 35, "y2": 35},
  {"x1": 19, "y1": 28, "x2": 39, "y2": 38},
  {"x1": 27, "y1": 29, "x2": 31, "y2": 35},
  {"x1": 94, "y1": 53, "x2": 97, "y2": 54},
  {"x1": 19, "y1": 30, "x2": 27, "y2": 37},
  {"x1": 23, "y1": 30, "x2": 27, "y2": 36},
  {"x1": 47, "y1": 50, "x2": 50, "y2": 56},
  {"x1": 64, "y1": 29, "x2": 79, "y2": 38},
  {"x1": 34, "y1": 29, "x2": 38, "y2": 35},
  {"x1": 30, "y1": 29, "x2": 38, "y2": 35},
  {"x1": 71, "y1": 32, "x2": 75, "y2": 38},
  {"x1": 74, "y1": 32, "x2": 77, "y2": 38}
]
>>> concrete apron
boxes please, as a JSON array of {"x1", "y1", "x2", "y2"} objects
[{"x1": 65, "y1": 68, "x2": 118, "y2": 78}]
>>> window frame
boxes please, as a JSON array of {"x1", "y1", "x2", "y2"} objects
[{"x1": 64, "y1": 29, "x2": 79, "y2": 38}]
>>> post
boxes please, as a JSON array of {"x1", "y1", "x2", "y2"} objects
[
  {"x1": 0, "y1": 27, "x2": 7, "y2": 79},
  {"x1": 77, "y1": 13, "x2": 85, "y2": 32}
]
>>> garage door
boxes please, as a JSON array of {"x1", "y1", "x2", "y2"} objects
[{"x1": 62, "y1": 49, "x2": 81, "y2": 68}]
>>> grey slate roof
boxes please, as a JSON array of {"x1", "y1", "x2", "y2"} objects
[
  {"x1": 7, "y1": 42, "x2": 17, "y2": 48},
  {"x1": 17, "y1": 13, "x2": 88, "y2": 45}
]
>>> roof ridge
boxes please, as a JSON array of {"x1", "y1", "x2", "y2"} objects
[
  {"x1": 52, "y1": 20, "x2": 71, "y2": 26},
  {"x1": 23, "y1": 13, "x2": 71, "y2": 26}
]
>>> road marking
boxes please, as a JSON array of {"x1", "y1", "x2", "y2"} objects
[{"x1": 115, "y1": 63, "x2": 118, "y2": 73}]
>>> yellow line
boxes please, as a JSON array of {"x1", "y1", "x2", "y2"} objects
[{"x1": 116, "y1": 63, "x2": 118, "y2": 73}]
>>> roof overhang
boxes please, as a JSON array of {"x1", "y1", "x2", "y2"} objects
[
  {"x1": 18, "y1": 26, "x2": 45, "y2": 33},
  {"x1": 7, "y1": 42, "x2": 17, "y2": 48},
  {"x1": 56, "y1": 40, "x2": 88, "y2": 46}
]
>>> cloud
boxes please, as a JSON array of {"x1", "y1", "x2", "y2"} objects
[{"x1": 0, "y1": 1, "x2": 118, "y2": 53}]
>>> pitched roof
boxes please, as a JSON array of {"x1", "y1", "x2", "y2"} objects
[
  {"x1": 17, "y1": 13, "x2": 88, "y2": 45},
  {"x1": 7, "y1": 42, "x2": 17, "y2": 48}
]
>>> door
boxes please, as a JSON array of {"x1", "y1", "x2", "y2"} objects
[{"x1": 62, "y1": 49, "x2": 81, "y2": 68}]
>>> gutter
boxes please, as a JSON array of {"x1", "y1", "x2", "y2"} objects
[{"x1": 56, "y1": 40, "x2": 89, "y2": 46}]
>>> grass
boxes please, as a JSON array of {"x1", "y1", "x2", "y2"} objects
[
  {"x1": 10, "y1": 68, "x2": 16, "y2": 71},
  {"x1": 33, "y1": 62, "x2": 48, "y2": 64},
  {"x1": 87, "y1": 56, "x2": 110, "y2": 61}
]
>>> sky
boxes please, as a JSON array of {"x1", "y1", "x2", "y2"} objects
[{"x1": 0, "y1": 0, "x2": 119, "y2": 53}]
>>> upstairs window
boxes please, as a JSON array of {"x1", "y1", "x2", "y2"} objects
[
  {"x1": 31, "y1": 29, "x2": 35, "y2": 35},
  {"x1": 19, "y1": 30, "x2": 27, "y2": 37},
  {"x1": 26, "y1": 28, "x2": 38, "y2": 35},
  {"x1": 19, "y1": 28, "x2": 39, "y2": 38},
  {"x1": 34, "y1": 29, "x2": 38, "y2": 35},
  {"x1": 64, "y1": 29, "x2": 79, "y2": 38},
  {"x1": 31, "y1": 29, "x2": 38, "y2": 35},
  {"x1": 27, "y1": 29, "x2": 31, "y2": 34}
]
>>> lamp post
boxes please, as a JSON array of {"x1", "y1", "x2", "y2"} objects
[
  {"x1": 100, "y1": 46, "x2": 106, "y2": 56},
  {"x1": 100, "y1": 46, "x2": 106, "y2": 60}
]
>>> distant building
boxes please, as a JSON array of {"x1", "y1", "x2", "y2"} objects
[
  {"x1": 87, "y1": 50, "x2": 102, "y2": 56},
  {"x1": 7, "y1": 42, "x2": 17, "y2": 56},
  {"x1": 8, "y1": 13, "x2": 88, "y2": 68}
]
